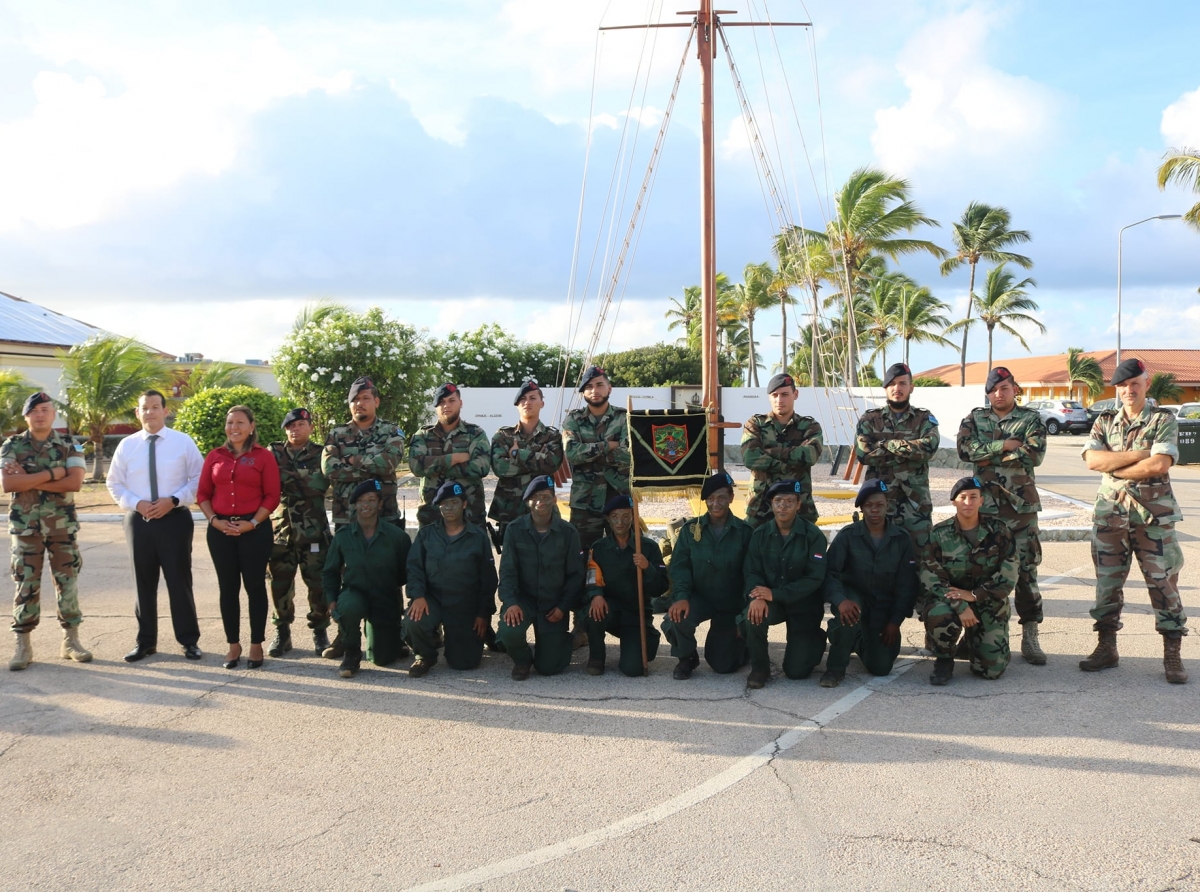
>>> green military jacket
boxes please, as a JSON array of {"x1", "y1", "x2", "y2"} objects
[
  {"x1": 855, "y1": 405, "x2": 940, "y2": 517},
  {"x1": 408, "y1": 420, "x2": 491, "y2": 526},
  {"x1": 585, "y1": 534, "x2": 668, "y2": 616},
  {"x1": 743, "y1": 518, "x2": 828, "y2": 605},
  {"x1": 824, "y1": 520, "x2": 918, "y2": 629},
  {"x1": 1082, "y1": 404, "x2": 1182, "y2": 525},
  {"x1": 563, "y1": 404, "x2": 630, "y2": 514},
  {"x1": 918, "y1": 515, "x2": 1017, "y2": 616},
  {"x1": 498, "y1": 513, "x2": 585, "y2": 615},
  {"x1": 956, "y1": 405, "x2": 1046, "y2": 516},
  {"x1": 488, "y1": 421, "x2": 563, "y2": 529},
  {"x1": 322, "y1": 418, "x2": 407, "y2": 525},
  {"x1": 268, "y1": 440, "x2": 329, "y2": 546},
  {"x1": 322, "y1": 521, "x2": 412, "y2": 622},
  {"x1": 0, "y1": 430, "x2": 86, "y2": 537},
  {"x1": 406, "y1": 522, "x2": 497, "y2": 617},
  {"x1": 741, "y1": 412, "x2": 824, "y2": 524},
  {"x1": 668, "y1": 513, "x2": 753, "y2": 615}
]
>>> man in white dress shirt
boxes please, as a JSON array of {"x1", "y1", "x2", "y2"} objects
[{"x1": 106, "y1": 390, "x2": 205, "y2": 662}]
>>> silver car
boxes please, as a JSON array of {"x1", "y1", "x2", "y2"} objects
[{"x1": 1026, "y1": 399, "x2": 1090, "y2": 435}]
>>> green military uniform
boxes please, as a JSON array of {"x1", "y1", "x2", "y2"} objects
[
  {"x1": 920, "y1": 515, "x2": 1018, "y2": 679},
  {"x1": 957, "y1": 405, "x2": 1047, "y2": 624},
  {"x1": 1, "y1": 431, "x2": 86, "y2": 633},
  {"x1": 585, "y1": 534, "x2": 668, "y2": 676},
  {"x1": 496, "y1": 514, "x2": 585, "y2": 675},
  {"x1": 266, "y1": 440, "x2": 331, "y2": 630},
  {"x1": 404, "y1": 521, "x2": 497, "y2": 670},
  {"x1": 823, "y1": 520, "x2": 918, "y2": 677},
  {"x1": 488, "y1": 422, "x2": 564, "y2": 543},
  {"x1": 1082, "y1": 405, "x2": 1187, "y2": 635},
  {"x1": 563, "y1": 405, "x2": 630, "y2": 551},
  {"x1": 661, "y1": 514, "x2": 752, "y2": 673},
  {"x1": 322, "y1": 520, "x2": 412, "y2": 665},
  {"x1": 741, "y1": 413, "x2": 824, "y2": 527},
  {"x1": 321, "y1": 418, "x2": 407, "y2": 526},
  {"x1": 740, "y1": 518, "x2": 828, "y2": 679},
  {"x1": 408, "y1": 420, "x2": 491, "y2": 527},
  {"x1": 854, "y1": 405, "x2": 940, "y2": 548}
]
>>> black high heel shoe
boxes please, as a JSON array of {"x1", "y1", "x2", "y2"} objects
[
  {"x1": 247, "y1": 646, "x2": 264, "y2": 669},
  {"x1": 223, "y1": 646, "x2": 242, "y2": 670}
]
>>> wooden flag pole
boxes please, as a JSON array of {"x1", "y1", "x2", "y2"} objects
[{"x1": 628, "y1": 396, "x2": 649, "y2": 675}]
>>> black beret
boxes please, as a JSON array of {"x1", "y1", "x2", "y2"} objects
[
  {"x1": 578, "y1": 365, "x2": 608, "y2": 392},
  {"x1": 701, "y1": 471, "x2": 735, "y2": 500},
  {"x1": 281, "y1": 407, "x2": 312, "y2": 429},
  {"x1": 764, "y1": 479, "x2": 803, "y2": 501},
  {"x1": 21, "y1": 392, "x2": 53, "y2": 416},
  {"x1": 883, "y1": 363, "x2": 912, "y2": 387},
  {"x1": 949, "y1": 476, "x2": 983, "y2": 501},
  {"x1": 984, "y1": 366, "x2": 1014, "y2": 394},
  {"x1": 1111, "y1": 357, "x2": 1147, "y2": 386},
  {"x1": 432, "y1": 480, "x2": 465, "y2": 506},
  {"x1": 766, "y1": 373, "x2": 796, "y2": 394},
  {"x1": 854, "y1": 478, "x2": 889, "y2": 508},
  {"x1": 347, "y1": 377, "x2": 375, "y2": 400},
  {"x1": 434, "y1": 382, "x2": 460, "y2": 406},
  {"x1": 602, "y1": 494, "x2": 635, "y2": 515},
  {"x1": 523, "y1": 476, "x2": 555, "y2": 501},
  {"x1": 350, "y1": 479, "x2": 382, "y2": 503},
  {"x1": 514, "y1": 378, "x2": 542, "y2": 405}
]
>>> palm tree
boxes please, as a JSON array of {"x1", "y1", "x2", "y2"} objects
[
  {"x1": 803, "y1": 167, "x2": 946, "y2": 385},
  {"x1": 58, "y1": 337, "x2": 171, "y2": 480},
  {"x1": 1157, "y1": 148, "x2": 1200, "y2": 231},
  {"x1": 292, "y1": 298, "x2": 350, "y2": 333},
  {"x1": 664, "y1": 286, "x2": 702, "y2": 349},
  {"x1": 775, "y1": 227, "x2": 838, "y2": 385},
  {"x1": 940, "y1": 203, "x2": 1033, "y2": 384},
  {"x1": 946, "y1": 264, "x2": 1043, "y2": 371},
  {"x1": 859, "y1": 272, "x2": 912, "y2": 371},
  {"x1": 178, "y1": 361, "x2": 253, "y2": 398},
  {"x1": 0, "y1": 369, "x2": 34, "y2": 437},
  {"x1": 724, "y1": 263, "x2": 776, "y2": 387},
  {"x1": 1065, "y1": 348, "x2": 1104, "y2": 403},
  {"x1": 1148, "y1": 372, "x2": 1184, "y2": 404},
  {"x1": 894, "y1": 284, "x2": 953, "y2": 366}
]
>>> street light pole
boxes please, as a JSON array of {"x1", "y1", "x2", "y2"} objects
[{"x1": 1117, "y1": 214, "x2": 1183, "y2": 365}]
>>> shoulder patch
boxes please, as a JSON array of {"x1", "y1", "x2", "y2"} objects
[{"x1": 928, "y1": 414, "x2": 938, "y2": 425}]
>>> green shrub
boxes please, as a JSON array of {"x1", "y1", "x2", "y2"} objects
[
  {"x1": 174, "y1": 385, "x2": 288, "y2": 454},
  {"x1": 913, "y1": 375, "x2": 950, "y2": 387}
]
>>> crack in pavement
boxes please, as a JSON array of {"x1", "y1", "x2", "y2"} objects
[
  {"x1": 148, "y1": 674, "x2": 245, "y2": 729},
  {"x1": 280, "y1": 808, "x2": 358, "y2": 850}
]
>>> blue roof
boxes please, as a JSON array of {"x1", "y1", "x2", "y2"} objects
[{"x1": 0, "y1": 291, "x2": 109, "y2": 348}]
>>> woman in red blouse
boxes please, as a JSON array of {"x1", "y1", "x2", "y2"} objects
[{"x1": 198, "y1": 405, "x2": 281, "y2": 669}]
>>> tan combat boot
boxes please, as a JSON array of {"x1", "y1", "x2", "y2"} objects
[
  {"x1": 61, "y1": 628, "x2": 93, "y2": 663},
  {"x1": 1079, "y1": 630, "x2": 1118, "y2": 671},
  {"x1": 1163, "y1": 635, "x2": 1188, "y2": 685},
  {"x1": 9, "y1": 632, "x2": 32, "y2": 671},
  {"x1": 1020, "y1": 623, "x2": 1047, "y2": 665}
]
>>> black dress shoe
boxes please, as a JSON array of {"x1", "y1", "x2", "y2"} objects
[
  {"x1": 223, "y1": 656, "x2": 240, "y2": 670},
  {"x1": 183, "y1": 644, "x2": 203, "y2": 660},
  {"x1": 124, "y1": 644, "x2": 157, "y2": 663},
  {"x1": 247, "y1": 648, "x2": 264, "y2": 669}
]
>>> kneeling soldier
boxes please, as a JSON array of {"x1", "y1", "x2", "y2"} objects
[
  {"x1": 820, "y1": 479, "x2": 919, "y2": 687},
  {"x1": 741, "y1": 479, "x2": 829, "y2": 689},
  {"x1": 921, "y1": 476, "x2": 1017, "y2": 686},
  {"x1": 322, "y1": 480, "x2": 412, "y2": 678},
  {"x1": 497, "y1": 476, "x2": 586, "y2": 679},
  {"x1": 662, "y1": 472, "x2": 752, "y2": 679},
  {"x1": 405, "y1": 481, "x2": 498, "y2": 676}
]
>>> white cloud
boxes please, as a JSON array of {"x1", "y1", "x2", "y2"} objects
[{"x1": 1162, "y1": 86, "x2": 1200, "y2": 147}]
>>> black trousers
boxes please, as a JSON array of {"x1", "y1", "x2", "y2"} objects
[
  {"x1": 124, "y1": 508, "x2": 200, "y2": 649},
  {"x1": 207, "y1": 521, "x2": 273, "y2": 645}
]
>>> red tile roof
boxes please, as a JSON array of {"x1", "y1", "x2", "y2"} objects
[{"x1": 918, "y1": 350, "x2": 1200, "y2": 386}]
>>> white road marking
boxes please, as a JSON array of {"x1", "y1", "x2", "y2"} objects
[
  {"x1": 399, "y1": 662, "x2": 917, "y2": 892},
  {"x1": 1040, "y1": 564, "x2": 1094, "y2": 587}
]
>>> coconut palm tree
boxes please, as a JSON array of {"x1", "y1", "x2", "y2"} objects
[
  {"x1": 665, "y1": 286, "x2": 702, "y2": 349},
  {"x1": 1148, "y1": 372, "x2": 1184, "y2": 404},
  {"x1": 1157, "y1": 148, "x2": 1200, "y2": 231},
  {"x1": 722, "y1": 263, "x2": 776, "y2": 387},
  {"x1": 946, "y1": 264, "x2": 1044, "y2": 371},
  {"x1": 178, "y1": 361, "x2": 254, "y2": 399},
  {"x1": 0, "y1": 369, "x2": 34, "y2": 437},
  {"x1": 859, "y1": 272, "x2": 914, "y2": 371},
  {"x1": 894, "y1": 285, "x2": 953, "y2": 366},
  {"x1": 775, "y1": 227, "x2": 838, "y2": 385},
  {"x1": 1065, "y1": 348, "x2": 1104, "y2": 403},
  {"x1": 292, "y1": 298, "x2": 351, "y2": 333},
  {"x1": 940, "y1": 203, "x2": 1033, "y2": 384}
]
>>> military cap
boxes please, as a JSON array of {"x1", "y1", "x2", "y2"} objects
[
  {"x1": 578, "y1": 365, "x2": 608, "y2": 392},
  {"x1": 523, "y1": 476, "x2": 555, "y2": 501},
  {"x1": 350, "y1": 479, "x2": 382, "y2": 503},
  {"x1": 281, "y1": 407, "x2": 312, "y2": 429},
  {"x1": 949, "y1": 476, "x2": 983, "y2": 501},
  {"x1": 700, "y1": 471, "x2": 735, "y2": 500},
  {"x1": 883, "y1": 363, "x2": 912, "y2": 388},
  {"x1": 766, "y1": 373, "x2": 796, "y2": 394},
  {"x1": 602, "y1": 494, "x2": 635, "y2": 515},
  {"x1": 854, "y1": 478, "x2": 889, "y2": 508},
  {"x1": 433, "y1": 382, "x2": 460, "y2": 406},
  {"x1": 764, "y1": 479, "x2": 803, "y2": 501},
  {"x1": 984, "y1": 366, "x2": 1014, "y2": 394},
  {"x1": 21, "y1": 391, "x2": 53, "y2": 416},
  {"x1": 1111, "y1": 357, "x2": 1148, "y2": 386},
  {"x1": 432, "y1": 480, "x2": 465, "y2": 505},
  {"x1": 514, "y1": 378, "x2": 541, "y2": 405},
  {"x1": 347, "y1": 377, "x2": 375, "y2": 400}
]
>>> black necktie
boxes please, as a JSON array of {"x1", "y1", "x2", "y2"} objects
[{"x1": 148, "y1": 434, "x2": 160, "y2": 502}]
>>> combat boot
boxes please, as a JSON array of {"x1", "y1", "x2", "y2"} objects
[
  {"x1": 267, "y1": 624, "x2": 292, "y2": 658},
  {"x1": 929, "y1": 657, "x2": 954, "y2": 686},
  {"x1": 338, "y1": 649, "x2": 361, "y2": 678},
  {"x1": 9, "y1": 632, "x2": 32, "y2": 670},
  {"x1": 1163, "y1": 635, "x2": 1188, "y2": 685},
  {"x1": 60, "y1": 627, "x2": 93, "y2": 662},
  {"x1": 1020, "y1": 623, "x2": 1047, "y2": 665},
  {"x1": 1079, "y1": 630, "x2": 1118, "y2": 672},
  {"x1": 322, "y1": 637, "x2": 345, "y2": 660},
  {"x1": 312, "y1": 627, "x2": 330, "y2": 656}
]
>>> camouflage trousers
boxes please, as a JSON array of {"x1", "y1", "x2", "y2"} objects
[
  {"x1": 11, "y1": 532, "x2": 83, "y2": 633},
  {"x1": 1090, "y1": 507, "x2": 1187, "y2": 635},
  {"x1": 1004, "y1": 511, "x2": 1043, "y2": 626},
  {"x1": 924, "y1": 596, "x2": 1010, "y2": 679},
  {"x1": 267, "y1": 539, "x2": 330, "y2": 629},
  {"x1": 892, "y1": 506, "x2": 933, "y2": 614}
]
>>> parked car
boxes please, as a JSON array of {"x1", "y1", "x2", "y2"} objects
[
  {"x1": 1160, "y1": 405, "x2": 1182, "y2": 416},
  {"x1": 1177, "y1": 402, "x2": 1200, "y2": 419},
  {"x1": 1026, "y1": 399, "x2": 1090, "y2": 435},
  {"x1": 1086, "y1": 398, "x2": 1116, "y2": 425}
]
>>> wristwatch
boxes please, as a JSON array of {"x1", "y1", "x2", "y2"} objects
[
  {"x1": 171, "y1": 496, "x2": 180, "y2": 506},
  {"x1": 250, "y1": 519, "x2": 259, "y2": 528}
]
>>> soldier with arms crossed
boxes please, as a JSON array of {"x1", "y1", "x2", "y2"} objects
[
  {"x1": 741, "y1": 373, "x2": 824, "y2": 528},
  {"x1": 488, "y1": 379, "x2": 564, "y2": 548},
  {"x1": 409, "y1": 383, "x2": 491, "y2": 528}
]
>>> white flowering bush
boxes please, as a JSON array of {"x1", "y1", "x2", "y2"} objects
[
  {"x1": 273, "y1": 307, "x2": 439, "y2": 437},
  {"x1": 432, "y1": 323, "x2": 584, "y2": 389}
]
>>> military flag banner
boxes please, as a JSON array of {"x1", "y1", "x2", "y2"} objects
[{"x1": 627, "y1": 409, "x2": 709, "y2": 493}]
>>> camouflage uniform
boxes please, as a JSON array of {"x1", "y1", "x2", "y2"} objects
[
  {"x1": 408, "y1": 421, "x2": 491, "y2": 527},
  {"x1": 266, "y1": 440, "x2": 331, "y2": 630},
  {"x1": 741, "y1": 413, "x2": 824, "y2": 527},
  {"x1": 563, "y1": 404, "x2": 630, "y2": 551},
  {"x1": 854, "y1": 405, "x2": 939, "y2": 549},
  {"x1": 1082, "y1": 405, "x2": 1187, "y2": 635},
  {"x1": 957, "y1": 405, "x2": 1047, "y2": 625},
  {"x1": 1, "y1": 431, "x2": 87, "y2": 632},
  {"x1": 321, "y1": 418, "x2": 407, "y2": 526},
  {"x1": 488, "y1": 421, "x2": 563, "y2": 541},
  {"x1": 920, "y1": 516, "x2": 1018, "y2": 679}
]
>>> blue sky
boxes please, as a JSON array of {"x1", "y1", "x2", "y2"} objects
[{"x1": 0, "y1": 0, "x2": 1197, "y2": 376}]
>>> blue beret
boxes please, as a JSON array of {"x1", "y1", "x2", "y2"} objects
[
  {"x1": 523, "y1": 476, "x2": 555, "y2": 501},
  {"x1": 854, "y1": 478, "x2": 889, "y2": 508},
  {"x1": 432, "y1": 480, "x2": 465, "y2": 505},
  {"x1": 350, "y1": 479, "x2": 382, "y2": 503},
  {"x1": 950, "y1": 476, "x2": 983, "y2": 501},
  {"x1": 602, "y1": 494, "x2": 635, "y2": 515},
  {"x1": 21, "y1": 391, "x2": 53, "y2": 416},
  {"x1": 764, "y1": 479, "x2": 803, "y2": 502},
  {"x1": 701, "y1": 472, "x2": 735, "y2": 500}
]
